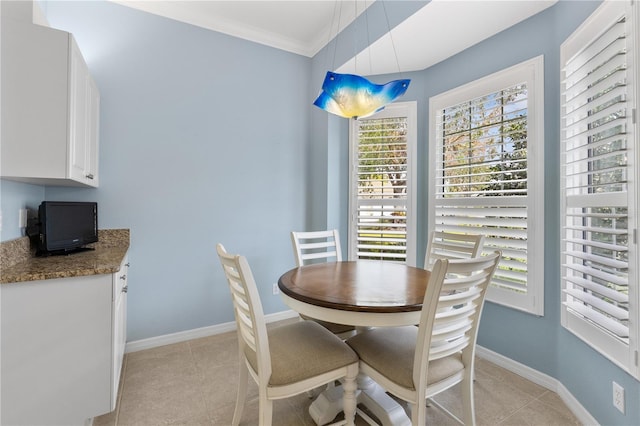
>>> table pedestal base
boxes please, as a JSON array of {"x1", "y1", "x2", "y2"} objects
[
  {"x1": 309, "y1": 385, "x2": 352, "y2": 425},
  {"x1": 357, "y1": 386, "x2": 411, "y2": 426},
  {"x1": 308, "y1": 383, "x2": 411, "y2": 426}
]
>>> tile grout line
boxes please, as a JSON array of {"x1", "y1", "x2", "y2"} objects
[
  {"x1": 531, "y1": 389, "x2": 581, "y2": 424},
  {"x1": 495, "y1": 394, "x2": 541, "y2": 425}
]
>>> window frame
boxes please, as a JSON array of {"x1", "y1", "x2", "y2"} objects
[
  {"x1": 560, "y1": 0, "x2": 639, "y2": 378},
  {"x1": 428, "y1": 56, "x2": 545, "y2": 316},
  {"x1": 348, "y1": 101, "x2": 418, "y2": 266}
]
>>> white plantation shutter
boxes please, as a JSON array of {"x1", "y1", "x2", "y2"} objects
[
  {"x1": 436, "y1": 86, "x2": 529, "y2": 294},
  {"x1": 560, "y1": 0, "x2": 639, "y2": 376},
  {"x1": 349, "y1": 102, "x2": 417, "y2": 264},
  {"x1": 429, "y1": 56, "x2": 545, "y2": 315}
]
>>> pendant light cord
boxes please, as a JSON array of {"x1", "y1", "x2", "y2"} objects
[
  {"x1": 381, "y1": 0, "x2": 404, "y2": 77},
  {"x1": 324, "y1": 0, "x2": 405, "y2": 77},
  {"x1": 330, "y1": 0, "x2": 342, "y2": 72},
  {"x1": 364, "y1": 0, "x2": 372, "y2": 75}
]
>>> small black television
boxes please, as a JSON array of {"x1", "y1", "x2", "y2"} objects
[{"x1": 38, "y1": 201, "x2": 98, "y2": 255}]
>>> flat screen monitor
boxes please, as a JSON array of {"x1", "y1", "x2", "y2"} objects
[{"x1": 38, "y1": 201, "x2": 98, "y2": 255}]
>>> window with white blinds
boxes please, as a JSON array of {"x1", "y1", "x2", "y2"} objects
[
  {"x1": 429, "y1": 57, "x2": 545, "y2": 315},
  {"x1": 348, "y1": 101, "x2": 417, "y2": 265},
  {"x1": 560, "y1": 0, "x2": 639, "y2": 377}
]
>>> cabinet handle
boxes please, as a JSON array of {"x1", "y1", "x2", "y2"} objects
[
  {"x1": 122, "y1": 285, "x2": 128, "y2": 293},
  {"x1": 86, "y1": 173, "x2": 94, "y2": 179},
  {"x1": 120, "y1": 274, "x2": 126, "y2": 280}
]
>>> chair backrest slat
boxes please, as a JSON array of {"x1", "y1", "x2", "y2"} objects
[
  {"x1": 432, "y1": 319, "x2": 473, "y2": 342},
  {"x1": 291, "y1": 229, "x2": 342, "y2": 266},
  {"x1": 429, "y1": 336, "x2": 472, "y2": 360},
  {"x1": 300, "y1": 250, "x2": 339, "y2": 261}
]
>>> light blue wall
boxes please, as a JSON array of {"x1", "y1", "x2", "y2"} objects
[
  {"x1": 37, "y1": 1, "x2": 310, "y2": 341},
  {"x1": 0, "y1": 180, "x2": 44, "y2": 241}
]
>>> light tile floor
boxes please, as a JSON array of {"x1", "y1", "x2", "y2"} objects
[{"x1": 95, "y1": 320, "x2": 581, "y2": 426}]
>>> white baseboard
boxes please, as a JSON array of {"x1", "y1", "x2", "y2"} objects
[
  {"x1": 476, "y1": 345, "x2": 599, "y2": 426},
  {"x1": 125, "y1": 309, "x2": 300, "y2": 353}
]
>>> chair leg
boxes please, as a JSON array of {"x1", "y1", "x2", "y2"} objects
[
  {"x1": 259, "y1": 390, "x2": 273, "y2": 426},
  {"x1": 462, "y1": 374, "x2": 476, "y2": 426},
  {"x1": 342, "y1": 364, "x2": 358, "y2": 426},
  {"x1": 232, "y1": 361, "x2": 249, "y2": 426},
  {"x1": 411, "y1": 401, "x2": 426, "y2": 426}
]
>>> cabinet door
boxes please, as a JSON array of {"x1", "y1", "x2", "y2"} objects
[
  {"x1": 0, "y1": 20, "x2": 69, "y2": 181},
  {"x1": 68, "y1": 39, "x2": 89, "y2": 184},
  {"x1": 111, "y1": 257, "x2": 128, "y2": 409},
  {"x1": 86, "y1": 76, "x2": 100, "y2": 186},
  {"x1": 1, "y1": 275, "x2": 112, "y2": 425}
]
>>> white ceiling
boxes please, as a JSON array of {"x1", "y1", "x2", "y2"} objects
[{"x1": 114, "y1": 0, "x2": 557, "y2": 75}]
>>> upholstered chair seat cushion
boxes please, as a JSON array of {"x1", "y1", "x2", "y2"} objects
[
  {"x1": 245, "y1": 320, "x2": 358, "y2": 386},
  {"x1": 347, "y1": 326, "x2": 464, "y2": 390}
]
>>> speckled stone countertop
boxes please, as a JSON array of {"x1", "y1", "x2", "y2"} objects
[{"x1": 0, "y1": 229, "x2": 130, "y2": 284}]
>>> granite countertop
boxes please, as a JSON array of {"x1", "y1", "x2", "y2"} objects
[{"x1": 0, "y1": 229, "x2": 130, "y2": 284}]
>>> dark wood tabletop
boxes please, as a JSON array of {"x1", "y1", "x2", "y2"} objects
[{"x1": 278, "y1": 260, "x2": 430, "y2": 313}]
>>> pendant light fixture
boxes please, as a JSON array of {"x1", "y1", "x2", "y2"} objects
[{"x1": 313, "y1": 0, "x2": 410, "y2": 120}]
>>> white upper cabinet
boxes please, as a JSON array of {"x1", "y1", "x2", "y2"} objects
[{"x1": 1, "y1": 19, "x2": 100, "y2": 187}]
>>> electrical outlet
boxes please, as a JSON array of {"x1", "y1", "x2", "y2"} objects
[
  {"x1": 272, "y1": 283, "x2": 280, "y2": 295},
  {"x1": 613, "y1": 381, "x2": 625, "y2": 414}
]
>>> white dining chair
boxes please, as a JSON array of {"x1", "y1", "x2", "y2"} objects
[
  {"x1": 216, "y1": 244, "x2": 359, "y2": 426},
  {"x1": 290, "y1": 230, "x2": 355, "y2": 337},
  {"x1": 346, "y1": 251, "x2": 502, "y2": 425},
  {"x1": 424, "y1": 230, "x2": 485, "y2": 270},
  {"x1": 291, "y1": 229, "x2": 342, "y2": 265}
]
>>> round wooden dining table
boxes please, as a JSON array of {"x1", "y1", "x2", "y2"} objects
[
  {"x1": 277, "y1": 260, "x2": 431, "y2": 426},
  {"x1": 278, "y1": 260, "x2": 430, "y2": 327}
]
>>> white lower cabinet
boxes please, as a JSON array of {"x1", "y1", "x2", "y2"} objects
[{"x1": 0, "y1": 255, "x2": 129, "y2": 425}]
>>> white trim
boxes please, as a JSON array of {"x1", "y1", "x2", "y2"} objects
[
  {"x1": 476, "y1": 345, "x2": 599, "y2": 426},
  {"x1": 125, "y1": 310, "x2": 299, "y2": 353}
]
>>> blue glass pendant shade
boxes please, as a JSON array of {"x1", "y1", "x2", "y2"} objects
[{"x1": 313, "y1": 71, "x2": 410, "y2": 119}]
